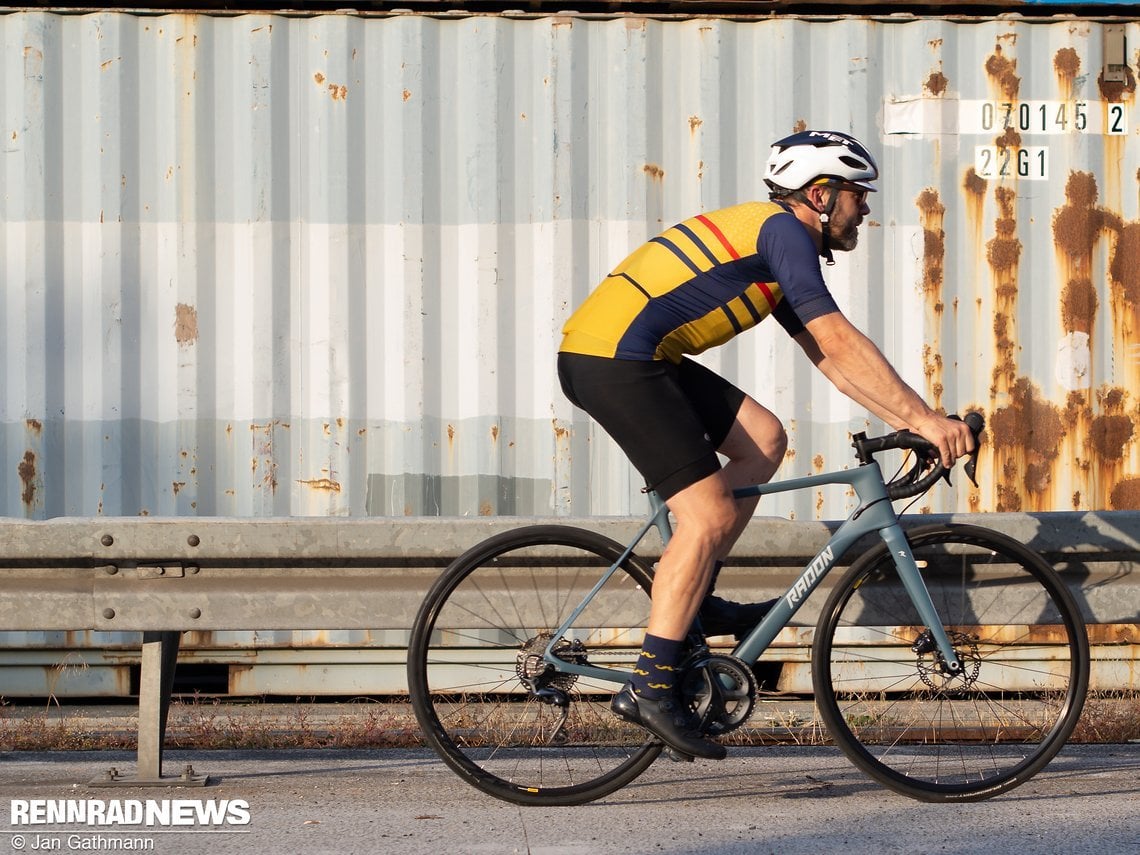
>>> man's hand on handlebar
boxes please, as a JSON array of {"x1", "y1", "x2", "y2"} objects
[{"x1": 910, "y1": 413, "x2": 976, "y2": 469}]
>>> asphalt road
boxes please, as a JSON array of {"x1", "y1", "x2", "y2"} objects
[{"x1": 1, "y1": 745, "x2": 1137, "y2": 855}]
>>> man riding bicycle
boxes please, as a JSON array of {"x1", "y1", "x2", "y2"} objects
[{"x1": 556, "y1": 129, "x2": 974, "y2": 760}]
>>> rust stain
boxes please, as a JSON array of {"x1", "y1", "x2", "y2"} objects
[
  {"x1": 297, "y1": 478, "x2": 342, "y2": 492},
  {"x1": 984, "y1": 44, "x2": 1020, "y2": 100},
  {"x1": 924, "y1": 71, "x2": 948, "y2": 97},
  {"x1": 643, "y1": 163, "x2": 665, "y2": 181},
  {"x1": 990, "y1": 378, "x2": 1066, "y2": 511},
  {"x1": 328, "y1": 83, "x2": 348, "y2": 102},
  {"x1": 172, "y1": 481, "x2": 186, "y2": 495},
  {"x1": 19, "y1": 451, "x2": 36, "y2": 507},
  {"x1": 402, "y1": 89, "x2": 412, "y2": 102},
  {"x1": 1108, "y1": 221, "x2": 1140, "y2": 306},
  {"x1": 917, "y1": 187, "x2": 946, "y2": 411},
  {"x1": 993, "y1": 126, "x2": 1021, "y2": 149},
  {"x1": 314, "y1": 72, "x2": 325, "y2": 85},
  {"x1": 1110, "y1": 478, "x2": 1140, "y2": 509},
  {"x1": 792, "y1": 119, "x2": 807, "y2": 133},
  {"x1": 490, "y1": 424, "x2": 500, "y2": 442},
  {"x1": 1053, "y1": 47, "x2": 1080, "y2": 101},
  {"x1": 26, "y1": 418, "x2": 42, "y2": 435},
  {"x1": 987, "y1": 187, "x2": 1021, "y2": 278},
  {"x1": 1089, "y1": 412, "x2": 1132, "y2": 461},
  {"x1": 447, "y1": 424, "x2": 456, "y2": 443},
  {"x1": 917, "y1": 188, "x2": 946, "y2": 309},
  {"x1": 1053, "y1": 171, "x2": 1115, "y2": 473},
  {"x1": 987, "y1": 187, "x2": 1021, "y2": 399},
  {"x1": 1053, "y1": 172, "x2": 1119, "y2": 263},
  {"x1": 553, "y1": 420, "x2": 569, "y2": 441},
  {"x1": 812, "y1": 454, "x2": 824, "y2": 473},
  {"x1": 922, "y1": 345, "x2": 944, "y2": 409},
  {"x1": 174, "y1": 303, "x2": 198, "y2": 347},
  {"x1": 688, "y1": 116, "x2": 703, "y2": 133},
  {"x1": 1097, "y1": 65, "x2": 1137, "y2": 103},
  {"x1": 963, "y1": 167, "x2": 987, "y2": 251},
  {"x1": 1061, "y1": 278, "x2": 1099, "y2": 335},
  {"x1": 479, "y1": 500, "x2": 493, "y2": 516},
  {"x1": 1087, "y1": 386, "x2": 1134, "y2": 481}
]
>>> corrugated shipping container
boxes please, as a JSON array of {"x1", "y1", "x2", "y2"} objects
[{"x1": 3, "y1": 10, "x2": 1140, "y2": 521}]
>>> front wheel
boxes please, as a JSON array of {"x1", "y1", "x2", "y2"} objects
[
  {"x1": 812, "y1": 524, "x2": 1089, "y2": 802},
  {"x1": 407, "y1": 525, "x2": 662, "y2": 806}
]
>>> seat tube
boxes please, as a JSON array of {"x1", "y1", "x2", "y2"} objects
[{"x1": 878, "y1": 524, "x2": 964, "y2": 674}]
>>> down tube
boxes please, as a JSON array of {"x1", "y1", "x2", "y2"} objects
[{"x1": 731, "y1": 501, "x2": 901, "y2": 664}]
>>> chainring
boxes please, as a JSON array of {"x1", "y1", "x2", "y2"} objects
[{"x1": 680, "y1": 652, "x2": 758, "y2": 736}]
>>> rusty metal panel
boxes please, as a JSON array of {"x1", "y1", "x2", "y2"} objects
[{"x1": 2, "y1": 11, "x2": 1140, "y2": 522}]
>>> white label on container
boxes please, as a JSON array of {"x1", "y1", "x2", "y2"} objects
[
  {"x1": 960, "y1": 100, "x2": 1127, "y2": 135},
  {"x1": 974, "y1": 146, "x2": 1050, "y2": 181}
]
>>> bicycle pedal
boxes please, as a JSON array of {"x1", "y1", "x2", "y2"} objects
[{"x1": 664, "y1": 747, "x2": 695, "y2": 763}]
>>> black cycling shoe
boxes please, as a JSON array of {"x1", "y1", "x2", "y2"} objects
[
  {"x1": 611, "y1": 683, "x2": 727, "y2": 760},
  {"x1": 698, "y1": 594, "x2": 778, "y2": 640}
]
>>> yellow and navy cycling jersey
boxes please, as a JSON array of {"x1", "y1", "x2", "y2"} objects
[{"x1": 559, "y1": 201, "x2": 839, "y2": 363}]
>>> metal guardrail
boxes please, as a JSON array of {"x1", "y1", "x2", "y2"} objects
[{"x1": 1, "y1": 511, "x2": 1137, "y2": 785}]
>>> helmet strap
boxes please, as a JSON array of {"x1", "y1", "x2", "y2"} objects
[{"x1": 817, "y1": 187, "x2": 840, "y2": 267}]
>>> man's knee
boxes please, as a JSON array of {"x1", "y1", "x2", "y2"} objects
[
  {"x1": 670, "y1": 486, "x2": 738, "y2": 547},
  {"x1": 763, "y1": 424, "x2": 789, "y2": 462}
]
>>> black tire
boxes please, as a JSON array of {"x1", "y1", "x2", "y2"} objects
[
  {"x1": 407, "y1": 525, "x2": 662, "y2": 806},
  {"x1": 812, "y1": 524, "x2": 1089, "y2": 801}
]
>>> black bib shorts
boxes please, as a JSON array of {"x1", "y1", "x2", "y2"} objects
[{"x1": 557, "y1": 352, "x2": 746, "y2": 500}]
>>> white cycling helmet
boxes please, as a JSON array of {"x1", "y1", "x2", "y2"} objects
[{"x1": 764, "y1": 130, "x2": 879, "y2": 196}]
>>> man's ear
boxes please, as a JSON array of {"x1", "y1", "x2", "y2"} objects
[{"x1": 801, "y1": 184, "x2": 830, "y2": 213}]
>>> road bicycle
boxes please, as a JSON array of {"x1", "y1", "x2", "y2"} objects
[{"x1": 407, "y1": 413, "x2": 1089, "y2": 805}]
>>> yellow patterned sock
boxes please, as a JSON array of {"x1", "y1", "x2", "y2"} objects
[{"x1": 631, "y1": 633, "x2": 683, "y2": 700}]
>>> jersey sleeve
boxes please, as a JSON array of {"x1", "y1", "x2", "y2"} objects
[{"x1": 757, "y1": 212, "x2": 841, "y2": 334}]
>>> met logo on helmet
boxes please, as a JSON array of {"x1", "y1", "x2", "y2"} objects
[{"x1": 808, "y1": 131, "x2": 857, "y2": 146}]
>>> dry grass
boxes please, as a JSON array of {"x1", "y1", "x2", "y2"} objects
[
  {"x1": 1, "y1": 691, "x2": 1137, "y2": 752},
  {"x1": 0, "y1": 695, "x2": 426, "y2": 751},
  {"x1": 1069, "y1": 691, "x2": 1140, "y2": 743}
]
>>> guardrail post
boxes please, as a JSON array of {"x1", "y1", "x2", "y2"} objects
[{"x1": 90, "y1": 631, "x2": 208, "y2": 787}]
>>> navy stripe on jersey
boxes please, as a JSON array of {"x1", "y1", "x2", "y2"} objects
[
  {"x1": 739, "y1": 292, "x2": 763, "y2": 324},
  {"x1": 649, "y1": 236, "x2": 704, "y2": 278},
  {"x1": 720, "y1": 306, "x2": 743, "y2": 334},
  {"x1": 672, "y1": 222, "x2": 720, "y2": 268},
  {"x1": 614, "y1": 268, "x2": 754, "y2": 359},
  {"x1": 608, "y1": 271, "x2": 652, "y2": 299}
]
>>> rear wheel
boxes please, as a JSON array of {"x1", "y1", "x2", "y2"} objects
[
  {"x1": 813, "y1": 524, "x2": 1089, "y2": 801},
  {"x1": 407, "y1": 525, "x2": 662, "y2": 806}
]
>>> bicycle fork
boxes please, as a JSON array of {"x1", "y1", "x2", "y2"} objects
[{"x1": 878, "y1": 524, "x2": 964, "y2": 675}]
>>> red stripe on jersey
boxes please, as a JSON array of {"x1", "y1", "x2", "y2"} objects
[{"x1": 695, "y1": 214, "x2": 777, "y2": 312}]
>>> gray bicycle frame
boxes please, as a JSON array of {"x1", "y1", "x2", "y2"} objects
[{"x1": 543, "y1": 458, "x2": 965, "y2": 682}]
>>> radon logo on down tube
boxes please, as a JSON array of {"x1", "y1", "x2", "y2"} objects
[{"x1": 783, "y1": 546, "x2": 834, "y2": 609}]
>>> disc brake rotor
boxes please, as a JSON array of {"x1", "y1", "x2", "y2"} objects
[{"x1": 916, "y1": 630, "x2": 982, "y2": 691}]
